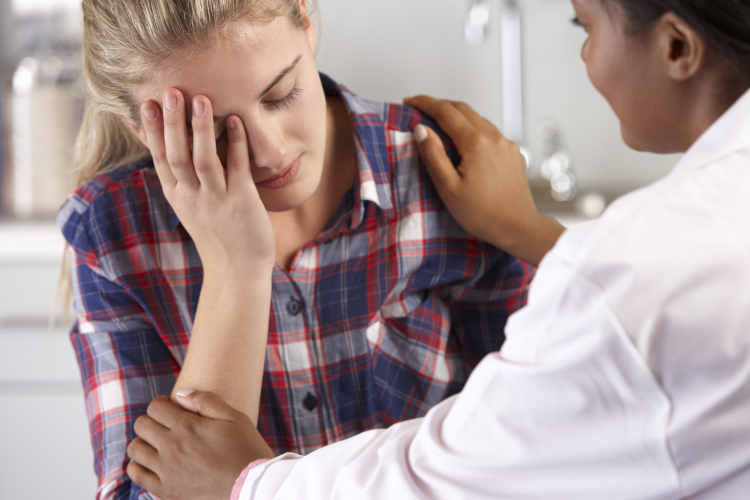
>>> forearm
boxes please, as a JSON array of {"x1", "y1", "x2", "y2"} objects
[{"x1": 173, "y1": 266, "x2": 273, "y2": 424}]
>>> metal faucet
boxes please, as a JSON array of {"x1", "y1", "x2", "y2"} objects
[{"x1": 465, "y1": 0, "x2": 524, "y2": 145}]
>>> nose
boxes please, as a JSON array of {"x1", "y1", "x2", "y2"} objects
[{"x1": 245, "y1": 117, "x2": 287, "y2": 170}]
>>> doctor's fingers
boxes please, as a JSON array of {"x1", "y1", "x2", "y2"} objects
[
  {"x1": 133, "y1": 412, "x2": 170, "y2": 450},
  {"x1": 413, "y1": 124, "x2": 462, "y2": 196},
  {"x1": 127, "y1": 437, "x2": 162, "y2": 478},
  {"x1": 146, "y1": 394, "x2": 203, "y2": 432},
  {"x1": 405, "y1": 96, "x2": 500, "y2": 144},
  {"x1": 126, "y1": 456, "x2": 162, "y2": 495},
  {"x1": 190, "y1": 95, "x2": 226, "y2": 192}
]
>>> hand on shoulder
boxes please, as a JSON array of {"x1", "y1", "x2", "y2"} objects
[{"x1": 405, "y1": 96, "x2": 564, "y2": 267}]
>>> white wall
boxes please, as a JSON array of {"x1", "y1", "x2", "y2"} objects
[{"x1": 315, "y1": 0, "x2": 682, "y2": 193}]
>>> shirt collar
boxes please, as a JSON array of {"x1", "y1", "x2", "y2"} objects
[
  {"x1": 321, "y1": 73, "x2": 395, "y2": 227},
  {"x1": 671, "y1": 88, "x2": 750, "y2": 178},
  {"x1": 169, "y1": 73, "x2": 395, "y2": 232}
]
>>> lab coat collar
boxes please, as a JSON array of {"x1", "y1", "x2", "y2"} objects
[{"x1": 671, "y1": 88, "x2": 750, "y2": 177}]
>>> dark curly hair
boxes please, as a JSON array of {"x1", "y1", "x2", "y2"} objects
[{"x1": 602, "y1": 0, "x2": 750, "y2": 80}]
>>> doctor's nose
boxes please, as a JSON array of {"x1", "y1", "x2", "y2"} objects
[{"x1": 246, "y1": 120, "x2": 287, "y2": 170}]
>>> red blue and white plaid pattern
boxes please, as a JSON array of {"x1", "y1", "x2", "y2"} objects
[{"x1": 59, "y1": 74, "x2": 534, "y2": 500}]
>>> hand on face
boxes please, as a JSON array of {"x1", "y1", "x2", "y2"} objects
[
  {"x1": 404, "y1": 96, "x2": 564, "y2": 267},
  {"x1": 141, "y1": 91, "x2": 276, "y2": 277},
  {"x1": 126, "y1": 392, "x2": 275, "y2": 500}
]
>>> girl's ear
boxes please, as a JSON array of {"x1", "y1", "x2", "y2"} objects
[
  {"x1": 299, "y1": 0, "x2": 317, "y2": 54},
  {"x1": 658, "y1": 12, "x2": 706, "y2": 82},
  {"x1": 119, "y1": 115, "x2": 150, "y2": 149}
]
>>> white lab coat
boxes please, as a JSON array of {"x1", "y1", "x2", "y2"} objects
[{"x1": 236, "y1": 89, "x2": 750, "y2": 499}]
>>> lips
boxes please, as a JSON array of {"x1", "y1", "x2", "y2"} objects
[{"x1": 255, "y1": 155, "x2": 302, "y2": 189}]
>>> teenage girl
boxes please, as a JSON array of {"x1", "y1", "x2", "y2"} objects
[
  {"x1": 60, "y1": 0, "x2": 533, "y2": 498},
  {"x1": 125, "y1": 0, "x2": 750, "y2": 499}
]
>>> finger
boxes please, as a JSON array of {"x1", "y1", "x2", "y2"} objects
[
  {"x1": 414, "y1": 125, "x2": 460, "y2": 196},
  {"x1": 405, "y1": 97, "x2": 475, "y2": 148},
  {"x1": 224, "y1": 116, "x2": 253, "y2": 191},
  {"x1": 403, "y1": 95, "x2": 441, "y2": 115},
  {"x1": 175, "y1": 389, "x2": 243, "y2": 422},
  {"x1": 141, "y1": 101, "x2": 177, "y2": 191},
  {"x1": 133, "y1": 413, "x2": 170, "y2": 450},
  {"x1": 162, "y1": 89, "x2": 199, "y2": 188},
  {"x1": 127, "y1": 436, "x2": 161, "y2": 475},
  {"x1": 450, "y1": 101, "x2": 503, "y2": 136},
  {"x1": 127, "y1": 458, "x2": 161, "y2": 493},
  {"x1": 147, "y1": 395, "x2": 194, "y2": 430},
  {"x1": 191, "y1": 95, "x2": 226, "y2": 191}
]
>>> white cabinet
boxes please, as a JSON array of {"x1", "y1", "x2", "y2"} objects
[{"x1": 0, "y1": 222, "x2": 97, "y2": 499}]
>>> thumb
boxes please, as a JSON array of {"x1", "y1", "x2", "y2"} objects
[
  {"x1": 175, "y1": 389, "x2": 240, "y2": 422},
  {"x1": 414, "y1": 124, "x2": 459, "y2": 195}
]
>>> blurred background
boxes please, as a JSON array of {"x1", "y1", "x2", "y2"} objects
[{"x1": 0, "y1": 0, "x2": 682, "y2": 498}]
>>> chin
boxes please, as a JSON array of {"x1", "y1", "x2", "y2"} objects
[
  {"x1": 620, "y1": 126, "x2": 650, "y2": 152},
  {"x1": 260, "y1": 185, "x2": 317, "y2": 213},
  {"x1": 620, "y1": 125, "x2": 684, "y2": 155}
]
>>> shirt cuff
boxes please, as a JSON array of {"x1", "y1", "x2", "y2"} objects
[{"x1": 230, "y1": 459, "x2": 270, "y2": 500}]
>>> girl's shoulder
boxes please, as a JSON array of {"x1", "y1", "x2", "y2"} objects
[
  {"x1": 57, "y1": 157, "x2": 171, "y2": 250},
  {"x1": 324, "y1": 74, "x2": 461, "y2": 176}
]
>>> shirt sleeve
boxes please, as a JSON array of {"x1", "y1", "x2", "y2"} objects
[
  {"x1": 445, "y1": 248, "x2": 534, "y2": 371},
  {"x1": 64, "y1": 210, "x2": 179, "y2": 500},
  {"x1": 234, "y1": 250, "x2": 681, "y2": 500}
]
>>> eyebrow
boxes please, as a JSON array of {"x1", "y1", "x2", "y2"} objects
[
  {"x1": 187, "y1": 54, "x2": 304, "y2": 127},
  {"x1": 258, "y1": 54, "x2": 303, "y2": 99}
]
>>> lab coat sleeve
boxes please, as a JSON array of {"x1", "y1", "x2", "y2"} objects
[{"x1": 236, "y1": 251, "x2": 683, "y2": 500}]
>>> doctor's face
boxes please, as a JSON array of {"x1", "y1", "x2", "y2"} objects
[
  {"x1": 572, "y1": 0, "x2": 679, "y2": 153},
  {"x1": 136, "y1": 15, "x2": 328, "y2": 213}
]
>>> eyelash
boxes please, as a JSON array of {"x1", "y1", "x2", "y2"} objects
[
  {"x1": 571, "y1": 16, "x2": 586, "y2": 29},
  {"x1": 266, "y1": 84, "x2": 302, "y2": 110},
  {"x1": 214, "y1": 85, "x2": 302, "y2": 146}
]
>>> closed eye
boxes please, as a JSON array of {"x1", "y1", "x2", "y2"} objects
[
  {"x1": 265, "y1": 84, "x2": 302, "y2": 111},
  {"x1": 571, "y1": 16, "x2": 586, "y2": 29},
  {"x1": 216, "y1": 129, "x2": 227, "y2": 147}
]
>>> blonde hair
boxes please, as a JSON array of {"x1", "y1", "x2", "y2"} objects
[
  {"x1": 75, "y1": 0, "x2": 313, "y2": 185},
  {"x1": 57, "y1": 0, "x2": 316, "y2": 324}
]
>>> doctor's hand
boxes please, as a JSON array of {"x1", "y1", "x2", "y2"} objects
[
  {"x1": 404, "y1": 96, "x2": 564, "y2": 267},
  {"x1": 127, "y1": 392, "x2": 275, "y2": 500},
  {"x1": 140, "y1": 90, "x2": 276, "y2": 277}
]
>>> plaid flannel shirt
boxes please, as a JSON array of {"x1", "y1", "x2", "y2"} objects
[{"x1": 59, "y1": 74, "x2": 534, "y2": 500}]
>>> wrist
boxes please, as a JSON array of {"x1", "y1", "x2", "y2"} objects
[
  {"x1": 497, "y1": 212, "x2": 564, "y2": 267},
  {"x1": 202, "y1": 262, "x2": 274, "y2": 284}
]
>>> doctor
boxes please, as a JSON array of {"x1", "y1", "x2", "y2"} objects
[{"x1": 126, "y1": 0, "x2": 750, "y2": 498}]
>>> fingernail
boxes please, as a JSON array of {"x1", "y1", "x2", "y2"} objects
[
  {"x1": 176, "y1": 388, "x2": 194, "y2": 398},
  {"x1": 193, "y1": 99, "x2": 205, "y2": 117},
  {"x1": 227, "y1": 117, "x2": 236, "y2": 131},
  {"x1": 164, "y1": 93, "x2": 178, "y2": 111},
  {"x1": 142, "y1": 104, "x2": 157, "y2": 122},
  {"x1": 414, "y1": 124, "x2": 428, "y2": 144}
]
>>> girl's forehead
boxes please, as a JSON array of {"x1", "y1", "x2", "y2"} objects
[{"x1": 134, "y1": 18, "x2": 305, "y2": 104}]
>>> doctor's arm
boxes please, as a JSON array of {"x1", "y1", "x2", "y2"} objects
[
  {"x1": 128, "y1": 253, "x2": 679, "y2": 500},
  {"x1": 404, "y1": 96, "x2": 565, "y2": 267}
]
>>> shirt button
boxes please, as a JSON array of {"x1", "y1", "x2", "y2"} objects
[
  {"x1": 302, "y1": 393, "x2": 319, "y2": 411},
  {"x1": 287, "y1": 298, "x2": 303, "y2": 316}
]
